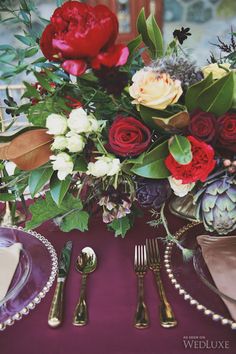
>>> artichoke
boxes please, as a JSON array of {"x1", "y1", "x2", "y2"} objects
[{"x1": 194, "y1": 176, "x2": 236, "y2": 235}]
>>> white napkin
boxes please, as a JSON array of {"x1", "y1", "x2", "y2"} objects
[{"x1": 0, "y1": 243, "x2": 22, "y2": 302}]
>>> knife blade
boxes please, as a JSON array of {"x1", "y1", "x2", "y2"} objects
[{"x1": 48, "y1": 241, "x2": 72, "y2": 328}]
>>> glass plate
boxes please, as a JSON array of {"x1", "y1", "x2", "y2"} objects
[
  {"x1": 0, "y1": 226, "x2": 57, "y2": 330},
  {"x1": 164, "y1": 222, "x2": 236, "y2": 330}
]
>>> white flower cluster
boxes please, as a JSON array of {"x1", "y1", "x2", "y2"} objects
[
  {"x1": 46, "y1": 107, "x2": 102, "y2": 180},
  {"x1": 87, "y1": 156, "x2": 121, "y2": 178}
]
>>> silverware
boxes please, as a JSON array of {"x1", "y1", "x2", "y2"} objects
[
  {"x1": 134, "y1": 244, "x2": 149, "y2": 329},
  {"x1": 48, "y1": 240, "x2": 73, "y2": 328},
  {"x1": 72, "y1": 247, "x2": 97, "y2": 326},
  {"x1": 146, "y1": 238, "x2": 177, "y2": 328}
]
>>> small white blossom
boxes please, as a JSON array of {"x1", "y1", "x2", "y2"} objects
[
  {"x1": 68, "y1": 107, "x2": 91, "y2": 133},
  {"x1": 87, "y1": 156, "x2": 121, "y2": 178},
  {"x1": 51, "y1": 136, "x2": 68, "y2": 151},
  {"x1": 66, "y1": 132, "x2": 85, "y2": 153},
  {"x1": 46, "y1": 114, "x2": 68, "y2": 135},
  {"x1": 168, "y1": 176, "x2": 195, "y2": 197},
  {"x1": 50, "y1": 153, "x2": 73, "y2": 180}
]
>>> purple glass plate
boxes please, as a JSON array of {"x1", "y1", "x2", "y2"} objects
[
  {"x1": 164, "y1": 223, "x2": 236, "y2": 330},
  {"x1": 0, "y1": 226, "x2": 57, "y2": 331}
]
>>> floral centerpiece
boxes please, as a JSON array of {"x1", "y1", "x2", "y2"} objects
[{"x1": 0, "y1": 1, "x2": 236, "y2": 242}]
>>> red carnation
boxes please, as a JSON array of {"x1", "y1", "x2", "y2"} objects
[
  {"x1": 108, "y1": 116, "x2": 151, "y2": 157},
  {"x1": 40, "y1": 2, "x2": 129, "y2": 76},
  {"x1": 165, "y1": 136, "x2": 216, "y2": 183}
]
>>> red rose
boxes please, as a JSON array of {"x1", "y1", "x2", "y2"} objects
[
  {"x1": 189, "y1": 110, "x2": 216, "y2": 143},
  {"x1": 217, "y1": 113, "x2": 236, "y2": 152},
  {"x1": 108, "y1": 116, "x2": 151, "y2": 157},
  {"x1": 165, "y1": 136, "x2": 216, "y2": 183},
  {"x1": 40, "y1": 2, "x2": 129, "y2": 76}
]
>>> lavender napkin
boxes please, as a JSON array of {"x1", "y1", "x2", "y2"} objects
[{"x1": 197, "y1": 235, "x2": 236, "y2": 321}]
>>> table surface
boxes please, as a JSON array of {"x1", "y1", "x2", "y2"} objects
[{"x1": 1, "y1": 212, "x2": 236, "y2": 354}]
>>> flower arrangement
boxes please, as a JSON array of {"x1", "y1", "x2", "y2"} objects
[{"x1": 0, "y1": 1, "x2": 236, "y2": 239}]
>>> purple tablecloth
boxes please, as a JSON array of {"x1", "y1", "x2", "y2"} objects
[{"x1": 1, "y1": 213, "x2": 236, "y2": 354}]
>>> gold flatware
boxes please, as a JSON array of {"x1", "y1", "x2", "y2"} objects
[
  {"x1": 48, "y1": 240, "x2": 73, "y2": 328},
  {"x1": 72, "y1": 247, "x2": 97, "y2": 326},
  {"x1": 146, "y1": 238, "x2": 177, "y2": 328},
  {"x1": 134, "y1": 244, "x2": 149, "y2": 329}
]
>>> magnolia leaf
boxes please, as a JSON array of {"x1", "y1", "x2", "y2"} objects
[
  {"x1": 197, "y1": 72, "x2": 234, "y2": 116},
  {"x1": 131, "y1": 158, "x2": 170, "y2": 179},
  {"x1": 142, "y1": 140, "x2": 169, "y2": 165},
  {"x1": 29, "y1": 167, "x2": 53, "y2": 197},
  {"x1": 50, "y1": 173, "x2": 71, "y2": 206},
  {"x1": 0, "y1": 125, "x2": 42, "y2": 143},
  {"x1": 0, "y1": 129, "x2": 53, "y2": 170},
  {"x1": 185, "y1": 73, "x2": 213, "y2": 112},
  {"x1": 146, "y1": 14, "x2": 163, "y2": 58},
  {"x1": 169, "y1": 135, "x2": 192, "y2": 165}
]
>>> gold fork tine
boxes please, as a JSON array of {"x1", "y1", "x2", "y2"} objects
[
  {"x1": 146, "y1": 238, "x2": 177, "y2": 328},
  {"x1": 134, "y1": 244, "x2": 149, "y2": 329}
]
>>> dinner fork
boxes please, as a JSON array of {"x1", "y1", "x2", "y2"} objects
[
  {"x1": 146, "y1": 238, "x2": 177, "y2": 328},
  {"x1": 134, "y1": 244, "x2": 149, "y2": 329}
]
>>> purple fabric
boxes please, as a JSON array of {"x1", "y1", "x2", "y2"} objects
[{"x1": 1, "y1": 213, "x2": 236, "y2": 354}]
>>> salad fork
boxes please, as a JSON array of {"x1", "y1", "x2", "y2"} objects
[
  {"x1": 146, "y1": 238, "x2": 177, "y2": 328},
  {"x1": 134, "y1": 244, "x2": 149, "y2": 329}
]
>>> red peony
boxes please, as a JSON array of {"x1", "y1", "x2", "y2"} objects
[
  {"x1": 217, "y1": 113, "x2": 236, "y2": 152},
  {"x1": 189, "y1": 110, "x2": 216, "y2": 143},
  {"x1": 40, "y1": 1, "x2": 129, "y2": 76},
  {"x1": 165, "y1": 136, "x2": 216, "y2": 183},
  {"x1": 108, "y1": 116, "x2": 151, "y2": 157}
]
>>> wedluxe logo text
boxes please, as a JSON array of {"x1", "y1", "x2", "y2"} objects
[{"x1": 182, "y1": 336, "x2": 230, "y2": 350}]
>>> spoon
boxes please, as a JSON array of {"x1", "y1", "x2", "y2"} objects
[{"x1": 72, "y1": 247, "x2": 97, "y2": 326}]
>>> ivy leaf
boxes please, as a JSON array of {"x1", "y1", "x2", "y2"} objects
[
  {"x1": 25, "y1": 192, "x2": 83, "y2": 230},
  {"x1": 29, "y1": 166, "x2": 53, "y2": 197},
  {"x1": 108, "y1": 216, "x2": 131, "y2": 238},
  {"x1": 169, "y1": 135, "x2": 192, "y2": 165},
  {"x1": 0, "y1": 193, "x2": 16, "y2": 201},
  {"x1": 60, "y1": 210, "x2": 89, "y2": 232}
]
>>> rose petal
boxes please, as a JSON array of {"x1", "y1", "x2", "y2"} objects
[
  {"x1": 62, "y1": 60, "x2": 87, "y2": 76},
  {"x1": 40, "y1": 24, "x2": 59, "y2": 61},
  {"x1": 91, "y1": 44, "x2": 129, "y2": 70}
]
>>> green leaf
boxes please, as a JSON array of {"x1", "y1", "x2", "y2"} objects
[
  {"x1": 15, "y1": 34, "x2": 34, "y2": 46},
  {"x1": 169, "y1": 135, "x2": 192, "y2": 165},
  {"x1": 127, "y1": 35, "x2": 142, "y2": 55},
  {"x1": 25, "y1": 192, "x2": 83, "y2": 230},
  {"x1": 29, "y1": 167, "x2": 53, "y2": 197},
  {"x1": 165, "y1": 39, "x2": 177, "y2": 56},
  {"x1": 142, "y1": 140, "x2": 169, "y2": 165},
  {"x1": 60, "y1": 210, "x2": 89, "y2": 232},
  {"x1": 108, "y1": 216, "x2": 131, "y2": 238},
  {"x1": 44, "y1": 68, "x2": 63, "y2": 84},
  {"x1": 25, "y1": 47, "x2": 38, "y2": 58},
  {"x1": 50, "y1": 173, "x2": 71, "y2": 206},
  {"x1": 137, "y1": 8, "x2": 156, "y2": 57},
  {"x1": 146, "y1": 14, "x2": 163, "y2": 58},
  {"x1": 0, "y1": 193, "x2": 16, "y2": 202},
  {"x1": 34, "y1": 72, "x2": 55, "y2": 92},
  {"x1": 74, "y1": 156, "x2": 88, "y2": 172},
  {"x1": 185, "y1": 73, "x2": 213, "y2": 112},
  {"x1": 22, "y1": 81, "x2": 41, "y2": 100},
  {"x1": 197, "y1": 72, "x2": 234, "y2": 116},
  {"x1": 131, "y1": 159, "x2": 170, "y2": 179}
]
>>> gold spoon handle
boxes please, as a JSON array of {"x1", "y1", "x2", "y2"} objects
[
  {"x1": 134, "y1": 275, "x2": 149, "y2": 329},
  {"x1": 73, "y1": 274, "x2": 88, "y2": 326},
  {"x1": 154, "y1": 271, "x2": 177, "y2": 328}
]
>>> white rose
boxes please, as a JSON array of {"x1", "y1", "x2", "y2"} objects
[
  {"x1": 87, "y1": 156, "x2": 121, "y2": 178},
  {"x1": 66, "y1": 132, "x2": 85, "y2": 153},
  {"x1": 50, "y1": 153, "x2": 73, "y2": 180},
  {"x1": 202, "y1": 63, "x2": 231, "y2": 80},
  {"x1": 46, "y1": 114, "x2": 68, "y2": 135},
  {"x1": 168, "y1": 176, "x2": 195, "y2": 197},
  {"x1": 68, "y1": 107, "x2": 91, "y2": 133},
  {"x1": 88, "y1": 117, "x2": 100, "y2": 132},
  {"x1": 51, "y1": 136, "x2": 68, "y2": 151},
  {"x1": 129, "y1": 68, "x2": 182, "y2": 110}
]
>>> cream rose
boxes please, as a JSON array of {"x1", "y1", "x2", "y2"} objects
[
  {"x1": 68, "y1": 107, "x2": 91, "y2": 133},
  {"x1": 66, "y1": 132, "x2": 85, "y2": 153},
  {"x1": 87, "y1": 156, "x2": 121, "y2": 178},
  {"x1": 129, "y1": 68, "x2": 183, "y2": 110},
  {"x1": 168, "y1": 176, "x2": 195, "y2": 197},
  {"x1": 46, "y1": 114, "x2": 68, "y2": 135},
  {"x1": 202, "y1": 63, "x2": 230, "y2": 80},
  {"x1": 51, "y1": 136, "x2": 68, "y2": 151},
  {"x1": 50, "y1": 153, "x2": 74, "y2": 180}
]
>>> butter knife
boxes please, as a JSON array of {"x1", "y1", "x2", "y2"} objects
[{"x1": 48, "y1": 240, "x2": 72, "y2": 328}]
